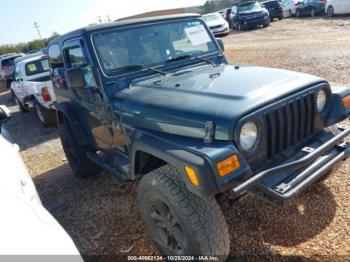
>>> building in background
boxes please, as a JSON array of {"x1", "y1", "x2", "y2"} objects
[{"x1": 116, "y1": 6, "x2": 203, "y2": 21}]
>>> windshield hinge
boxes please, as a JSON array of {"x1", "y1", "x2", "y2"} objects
[{"x1": 204, "y1": 121, "x2": 215, "y2": 143}]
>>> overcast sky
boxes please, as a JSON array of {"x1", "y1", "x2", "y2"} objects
[{"x1": 0, "y1": 0, "x2": 206, "y2": 45}]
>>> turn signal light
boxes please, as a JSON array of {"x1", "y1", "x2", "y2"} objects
[
  {"x1": 185, "y1": 166, "x2": 199, "y2": 186},
  {"x1": 342, "y1": 95, "x2": 350, "y2": 108},
  {"x1": 217, "y1": 155, "x2": 240, "y2": 177}
]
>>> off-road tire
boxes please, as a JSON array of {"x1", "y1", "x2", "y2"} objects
[
  {"x1": 137, "y1": 165, "x2": 230, "y2": 260},
  {"x1": 59, "y1": 123, "x2": 100, "y2": 178},
  {"x1": 35, "y1": 102, "x2": 56, "y2": 127}
]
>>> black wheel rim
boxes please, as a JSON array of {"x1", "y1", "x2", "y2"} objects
[{"x1": 150, "y1": 199, "x2": 185, "y2": 254}]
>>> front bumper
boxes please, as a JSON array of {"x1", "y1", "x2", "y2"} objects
[
  {"x1": 232, "y1": 125, "x2": 350, "y2": 201},
  {"x1": 239, "y1": 17, "x2": 269, "y2": 28},
  {"x1": 211, "y1": 26, "x2": 230, "y2": 36}
]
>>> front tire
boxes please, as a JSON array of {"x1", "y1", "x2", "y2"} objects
[
  {"x1": 137, "y1": 165, "x2": 230, "y2": 259},
  {"x1": 35, "y1": 102, "x2": 56, "y2": 127},
  {"x1": 59, "y1": 123, "x2": 100, "y2": 178}
]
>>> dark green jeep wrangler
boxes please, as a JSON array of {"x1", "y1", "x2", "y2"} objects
[{"x1": 47, "y1": 14, "x2": 350, "y2": 260}]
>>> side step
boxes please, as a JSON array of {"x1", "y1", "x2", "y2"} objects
[{"x1": 86, "y1": 152, "x2": 127, "y2": 179}]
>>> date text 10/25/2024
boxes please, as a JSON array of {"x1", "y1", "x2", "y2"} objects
[{"x1": 127, "y1": 256, "x2": 220, "y2": 261}]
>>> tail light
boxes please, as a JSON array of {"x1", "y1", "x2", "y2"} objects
[
  {"x1": 41, "y1": 87, "x2": 51, "y2": 102},
  {"x1": 0, "y1": 66, "x2": 12, "y2": 71}
]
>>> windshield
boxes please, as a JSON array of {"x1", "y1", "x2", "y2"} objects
[
  {"x1": 202, "y1": 13, "x2": 221, "y2": 22},
  {"x1": 25, "y1": 58, "x2": 49, "y2": 76},
  {"x1": 238, "y1": 2, "x2": 262, "y2": 13},
  {"x1": 92, "y1": 19, "x2": 218, "y2": 76}
]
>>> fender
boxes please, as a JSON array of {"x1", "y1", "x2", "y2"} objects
[
  {"x1": 56, "y1": 102, "x2": 96, "y2": 147},
  {"x1": 327, "y1": 84, "x2": 350, "y2": 126},
  {"x1": 129, "y1": 129, "x2": 252, "y2": 197}
]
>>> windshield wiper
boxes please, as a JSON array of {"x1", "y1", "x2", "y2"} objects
[
  {"x1": 166, "y1": 55, "x2": 216, "y2": 66},
  {"x1": 109, "y1": 64, "x2": 167, "y2": 76}
]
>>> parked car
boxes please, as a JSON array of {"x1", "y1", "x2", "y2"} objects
[
  {"x1": 231, "y1": 1, "x2": 270, "y2": 31},
  {"x1": 0, "y1": 105, "x2": 82, "y2": 258},
  {"x1": 295, "y1": 0, "x2": 326, "y2": 17},
  {"x1": 10, "y1": 55, "x2": 57, "y2": 126},
  {"x1": 0, "y1": 53, "x2": 23, "y2": 89},
  {"x1": 47, "y1": 13, "x2": 350, "y2": 259},
  {"x1": 202, "y1": 12, "x2": 230, "y2": 36},
  {"x1": 223, "y1": 7, "x2": 233, "y2": 27},
  {"x1": 261, "y1": 0, "x2": 284, "y2": 20},
  {"x1": 281, "y1": 0, "x2": 299, "y2": 17},
  {"x1": 326, "y1": 0, "x2": 350, "y2": 17}
]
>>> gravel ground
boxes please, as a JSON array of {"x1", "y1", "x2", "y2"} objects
[{"x1": 1, "y1": 17, "x2": 350, "y2": 260}]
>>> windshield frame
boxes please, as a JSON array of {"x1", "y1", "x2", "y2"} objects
[{"x1": 90, "y1": 18, "x2": 220, "y2": 78}]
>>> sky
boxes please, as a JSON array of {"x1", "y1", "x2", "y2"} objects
[{"x1": 0, "y1": 0, "x2": 206, "y2": 45}]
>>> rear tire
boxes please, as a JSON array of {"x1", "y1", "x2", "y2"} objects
[
  {"x1": 327, "y1": 6, "x2": 334, "y2": 17},
  {"x1": 137, "y1": 165, "x2": 230, "y2": 259},
  {"x1": 35, "y1": 102, "x2": 56, "y2": 127},
  {"x1": 13, "y1": 92, "x2": 28, "y2": 113},
  {"x1": 59, "y1": 122, "x2": 100, "y2": 178}
]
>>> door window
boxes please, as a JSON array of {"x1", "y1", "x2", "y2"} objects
[{"x1": 65, "y1": 44, "x2": 97, "y2": 88}]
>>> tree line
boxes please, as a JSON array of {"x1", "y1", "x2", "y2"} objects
[{"x1": 0, "y1": 32, "x2": 59, "y2": 55}]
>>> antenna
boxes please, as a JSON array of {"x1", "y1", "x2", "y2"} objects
[{"x1": 33, "y1": 22, "x2": 43, "y2": 40}]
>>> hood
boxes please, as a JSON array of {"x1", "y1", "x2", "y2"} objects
[{"x1": 113, "y1": 64, "x2": 326, "y2": 141}]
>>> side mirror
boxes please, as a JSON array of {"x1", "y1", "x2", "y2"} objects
[
  {"x1": 0, "y1": 105, "x2": 11, "y2": 128},
  {"x1": 216, "y1": 38, "x2": 225, "y2": 52},
  {"x1": 66, "y1": 67, "x2": 86, "y2": 89}
]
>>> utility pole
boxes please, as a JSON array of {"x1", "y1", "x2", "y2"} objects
[{"x1": 33, "y1": 22, "x2": 43, "y2": 40}]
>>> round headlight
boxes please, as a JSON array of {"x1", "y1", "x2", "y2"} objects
[
  {"x1": 317, "y1": 89, "x2": 327, "y2": 113},
  {"x1": 240, "y1": 121, "x2": 258, "y2": 151}
]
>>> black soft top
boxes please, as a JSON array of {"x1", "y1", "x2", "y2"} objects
[{"x1": 49, "y1": 13, "x2": 201, "y2": 46}]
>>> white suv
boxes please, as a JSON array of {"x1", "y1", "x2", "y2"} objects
[{"x1": 326, "y1": 0, "x2": 350, "y2": 17}]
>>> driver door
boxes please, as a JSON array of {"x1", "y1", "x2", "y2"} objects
[{"x1": 63, "y1": 39, "x2": 113, "y2": 149}]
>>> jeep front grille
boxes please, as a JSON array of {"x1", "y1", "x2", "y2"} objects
[{"x1": 264, "y1": 92, "x2": 316, "y2": 160}]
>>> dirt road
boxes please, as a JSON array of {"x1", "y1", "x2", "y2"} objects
[{"x1": 1, "y1": 16, "x2": 349, "y2": 259}]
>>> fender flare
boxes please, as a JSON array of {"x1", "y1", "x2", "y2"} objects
[{"x1": 129, "y1": 129, "x2": 223, "y2": 198}]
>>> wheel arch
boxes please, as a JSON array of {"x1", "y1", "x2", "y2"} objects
[
  {"x1": 56, "y1": 102, "x2": 96, "y2": 147},
  {"x1": 129, "y1": 130, "x2": 221, "y2": 198}
]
